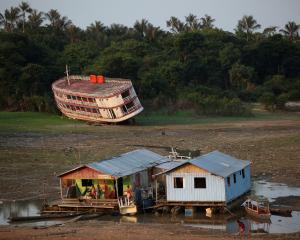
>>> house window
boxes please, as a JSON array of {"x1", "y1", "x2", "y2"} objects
[
  {"x1": 242, "y1": 169, "x2": 245, "y2": 178},
  {"x1": 227, "y1": 176, "x2": 231, "y2": 187},
  {"x1": 233, "y1": 173, "x2": 236, "y2": 183},
  {"x1": 82, "y1": 179, "x2": 93, "y2": 186},
  {"x1": 194, "y1": 177, "x2": 206, "y2": 188},
  {"x1": 125, "y1": 101, "x2": 134, "y2": 110},
  {"x1": 174, "y1": 177, "x2": 183, "y2": 188}
]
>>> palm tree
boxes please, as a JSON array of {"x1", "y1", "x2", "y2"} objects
[
  {"x1": 45, "y1": 9, "x2": 71, "y2": 30},
  {"x1": 166, "y1": 16, "x2": 185, "y2": 33},
  {"x1": 145, "y1": 23, "x2": 162, "y2": 42},
  {"x1": 87, "y1": 21, "x2": 106, "y2": 33},
  {"x1": 133, "y1": 19, "x2": 149, "y2": 38},
  {"x1": 28, "y1": 9, "x2": 44, "y2": 29},
  {"x1": 263, "y1": 26, "x2": 278, "y2": 37},
  {"x1": 200, "y1": 14, "x2": 215, "y2": 29},
  {"x1": 107, "y1": 23, "x2": 128, "y2": 36},
  {"x1": 236, "y1": 15, "x2": 261, "y2": 41},
  {"x1": 0, "y1": 7, "x2": 20, "y2": 32},
  {"x1": 185, "y1": 14, "x2": 200, "y2": 32},
  {"x1": 280, "y1": 21, "x2": 299, "y2": 41},
  {"x1": 19, "y1": 1, "x2": 32, "y2": 32}
]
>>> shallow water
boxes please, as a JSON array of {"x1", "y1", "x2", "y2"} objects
[
  {"x1": 1, "y1": 180, "x2": 300, "y2": 233},
  {"x1": 253, "y1": 180, "x2": 300, "y2": 202}
]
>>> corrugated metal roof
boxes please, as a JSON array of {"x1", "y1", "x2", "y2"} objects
[
  {"x1": 190, "y1": 150, "x2": 250, "y2": 177},
  {"x1": 87, "y1": 149, "x2": 169, "y2": 177},
  {"x1": 155, "y1": 160, "x2": 187, "y2": 170},
  {"x1": 158, "y1": 150, "x2": 250, "y2": 178}
]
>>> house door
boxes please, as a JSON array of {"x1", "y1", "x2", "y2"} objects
[{"x1": 117, "y1": 177, "x2": 123, "y2": 197}]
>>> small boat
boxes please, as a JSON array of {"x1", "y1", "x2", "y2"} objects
[{"x1": 242, "y1": 198, "x2": 271, "y2": 220}]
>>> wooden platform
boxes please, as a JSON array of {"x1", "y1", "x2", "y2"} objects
[
  {"x1": 43, "y1": 198, "x2": 119, "y2": 213},
  {"x1": 154, "y1": 200, "x2": 226, "y2": 208}
]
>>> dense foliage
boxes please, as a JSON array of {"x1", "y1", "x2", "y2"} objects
[{"x1": 1, "y1": 3, "x2": 300, "y2": 115}]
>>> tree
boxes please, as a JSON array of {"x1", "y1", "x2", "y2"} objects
[
  {"x1": 0, "y1": 7, "x2": 20, "y2": 32},
  {"x1": 27, "y1": 9, "x2": 44, "y2": 29},
  {"x1": 200, "y1": 14, "x2": 215, "y2": 30},
  {"x1": 262, "y1": 26, "x2": 277, "y2": 37},
  {"x1": 236, "y1": 15, "x2": 261, "y2": 41},
  {"x1": 19, "y1": 1, "x2": 32, "y2": 32},
  {"x1": 185, "y1": 14, "x2": 200, "y2": 32},
  {"x1": 166, "y1": 16, "x2": 185, "y2": 33},
  {"x1": 45, "y1": 9, "x2": 72, "y2": 30},
  {"x1": 280, "y1": 21, "x2": 299, "y2": 41},
  {"x1": 133, "y1": 19, "x2": 149, "y2": 39},
  {"x1": 229, "y1": 63, "x2": 256, "y2": 90}
]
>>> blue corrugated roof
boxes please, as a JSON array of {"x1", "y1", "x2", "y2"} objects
[
  {"x1": 160, "y1": 150, "x2": 250, "y2": 178},
  {"x1": 87, "y1": 149, "x2": 169, "y2": 177},
  {"x1": 155, "y1": 160, "x2": 187, "y2": 171}
]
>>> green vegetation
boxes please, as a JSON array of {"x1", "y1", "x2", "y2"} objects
[
  {"x1": 0, "y1": 109, "x2": 299, "y2": 131},
  {"x1": 1, "y1": 3, "x2": 300, "y2": 116}
]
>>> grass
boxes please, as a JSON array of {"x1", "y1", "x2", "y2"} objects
[
  {"x1": 0, "y1": 106, "x2": 299, "y2": 132},
  {"x1": 0, "y1": 111, "x2": 83, "y2": 132}
]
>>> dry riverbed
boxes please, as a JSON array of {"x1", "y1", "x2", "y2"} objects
[{"x1": 0, "y1": 117, "x2": 300, "y2": 239}]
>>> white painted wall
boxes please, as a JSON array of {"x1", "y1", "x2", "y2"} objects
[{"x1": 166, "y1": 172, "x2": 226, "y2": 202}]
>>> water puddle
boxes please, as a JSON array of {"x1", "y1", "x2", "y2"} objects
[
  {"x1": 0, "y1": 199, "x2": 64, "y2": 227},
  {"x1": 1, "y1": 180, "x2": 300, "y2": 234},
  {"x1": 253, "y1": 180, "x2": 300, "y2": 202}
]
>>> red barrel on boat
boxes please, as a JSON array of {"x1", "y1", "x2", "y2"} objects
[
  {"x1": 90, "y1": 75, "x2": 97, "y2": 83},
  {"x1": 97, "y1": 75, "x2": 105, "y2": 84}
]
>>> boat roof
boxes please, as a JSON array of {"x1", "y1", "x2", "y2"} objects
[
  {"x1": 59, "y1": 149, "x2": 169, "y2": 178},
  {"x1": 156, "y1": 150, "x2": 250, "y2": 178},
  {"x1": 52, "y1": 76, "x2": 132, "y2": 97}
]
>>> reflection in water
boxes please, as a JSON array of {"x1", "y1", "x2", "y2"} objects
[
  {"x1": 0, "y1": 199, "x2": 42, "y2": 225},
  {"x1": 1, "y1": 180, "x2": 300, "y2": 233}
]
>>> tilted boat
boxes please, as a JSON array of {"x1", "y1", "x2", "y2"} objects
[
  {"x1": 242, "y1": 198, "x2": 271, "y2": 220},
  {"x1": 52, "y1": 73, "x2": 143, "y2": 123}
]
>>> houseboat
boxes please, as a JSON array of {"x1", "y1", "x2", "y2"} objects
[
  {"x1": 154, "y1": 150, "x2": 251, "y2": 210},
  {"x1": 52, "y1": 74, "x2": 143, "y2": 123}
]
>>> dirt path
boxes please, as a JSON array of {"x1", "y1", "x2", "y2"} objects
[{"x1": 1, "y1": 221, "x2": 299, "y2": 240}]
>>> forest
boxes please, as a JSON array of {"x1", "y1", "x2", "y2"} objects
[{"x1": 1, "y1": 2, "x2": 300, "y2": 116}]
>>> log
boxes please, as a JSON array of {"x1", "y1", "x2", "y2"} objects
[{"x1": 8, "y1": 212, "x2": 85, "y2": 222}]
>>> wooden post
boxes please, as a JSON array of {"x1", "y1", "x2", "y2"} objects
[
  {"x1": 155, "y1": 178, "x2": 158, "y2": 203},
  {"x1": 60, "y1": 178, "x2": 63, "y2": 200},
  {"x1": 115, "y1": 178, "x2": 119, "y2": 199}
]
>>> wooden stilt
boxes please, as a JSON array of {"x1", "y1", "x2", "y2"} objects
[{"x1": 155, "y1": 179, "x2": 158, "y2": 202}]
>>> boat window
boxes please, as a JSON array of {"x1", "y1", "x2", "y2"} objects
[
  {"x1": 82, "y1": 97, "x2": 87, "y2": 102},
  {"x1": 72, "y1": 96, "x2": 77, "y2": 100},
  {"x1": 174, "y1": 177, "x2": 183, "y2": 188},
  {"x1": 233, "y1": 173, "x2": 236, "y2": 183},
  {"x1": 122, "y1": 105, "x2": 127, "y2": 113},
  {"x1": 194, "y1": 177, "x2": 206, "y2": 188},
  {"x1": 92, "y1": 109, "x2": 97, "y2": 113},
  {"x1": 109, "y1": 109, "x2": 116, "y2": 119},
  {"x1": 242, "y1": 169, "x2": 245, "y2": 178},
  {"x1": 227, "y1": 176, "x2": 231, "y2": 187},
  {"x1": 121, "y1": 90, "x2": 130, "y2": 99},
  {"x1": 80, "y1": 107, "x2": 85, "y2": 111},
  {"x1": 67, "y1": 95, "x2": 71, "y2": 99},
  {"x1": 86, "y1": 108, "x2": 91, "y2": 112},
  {"x1": 125, "y1": 101, "x2": 134, "y2": 110}
]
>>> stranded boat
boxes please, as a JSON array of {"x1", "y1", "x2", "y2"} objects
[
  {"x1": 242, "y1": 198, "x2": 271, "y2": 220},
  {"x1": 52, "y1": 72, "x2": 143, "y2": 123}
]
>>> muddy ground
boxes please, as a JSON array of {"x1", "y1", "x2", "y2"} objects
[
  {"x1": 0, "y1": 118, "x2": 300, "y2": 239},
  {"x1": 1, "y1": 221, "x2": 300, "y2": 240}
]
